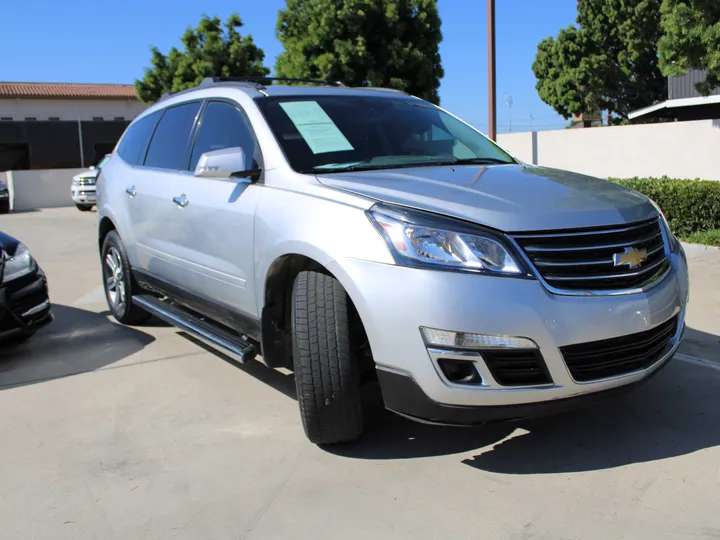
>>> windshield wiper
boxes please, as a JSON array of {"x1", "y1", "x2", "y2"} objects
[
  {"x1": 308, "y1": 156, "x2": 514, "y2": 174},
  {"x1": 321, "y1": 162, "x2": 442, "y2": 173},
  {"x1": 438, "y1": 157, "x2": 514, "y2": 166}
]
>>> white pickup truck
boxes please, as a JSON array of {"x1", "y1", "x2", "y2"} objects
[{"x1": 71, "y1": 154, "x2": 110, "y2": 211}]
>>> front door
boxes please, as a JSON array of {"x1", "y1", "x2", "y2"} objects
[{"x1": 154, "y1": 100, "x2": 263, "y2": 322}]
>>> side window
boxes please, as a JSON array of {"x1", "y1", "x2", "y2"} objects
[
  {"x1": 116, "y1": 112, "x2": 161, "y2": 165},
  {"x1": 144, "y1": 102, "x2": 202, "y2": 170},
  {"x1": 190, "y1": 101, "x2": 261, "y2": 172}
]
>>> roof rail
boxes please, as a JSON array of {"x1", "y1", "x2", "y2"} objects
[
  {"x1": 352, "y1": 86, "x2": 410, "y2": 96},
  {"x1": 157, "y1": 79, "x2": 408, "y2": 103},
  {"x1": 200, "y1": 77, "x2": 346, "y2": 89}
]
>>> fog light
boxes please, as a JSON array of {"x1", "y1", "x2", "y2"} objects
[
  {"x1": 437, "y1": 358, "x2": 483, "y2": 384},
  {"x1": 421, "y1": 327, "x2": 538, "y2": 349}
]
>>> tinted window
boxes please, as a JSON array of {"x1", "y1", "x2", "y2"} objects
[
  {"x1": 117, "y1": 112, "x2": 161, "y2": 165},
  {"x1": 190, "y1": 101, "x2": 261, "y2": 171},
  {"x1": 255, "y1": 96, "x2": 514, "y2": 173},
  {"x1": 144, "y1": 102, "x2": 202, "y2": 170}
]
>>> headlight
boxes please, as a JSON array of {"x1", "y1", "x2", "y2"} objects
[
  {"x1": 72, "y1": 179, "x2": 79, "y2": 186},
  {"x1": 649, "y1": 199, "x2": 679, "y2": 252},
  {"x1": 366, "y1": 203, "x2": 529, "y2": 276},
  {"x1": 2, "y1": 243, "x2": 37, "y2": 282}
]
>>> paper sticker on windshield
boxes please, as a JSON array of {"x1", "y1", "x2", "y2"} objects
[{"x1": 279, "y1": 101, "x2": 354, "y2": 154}]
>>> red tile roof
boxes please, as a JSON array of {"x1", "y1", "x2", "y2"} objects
[{"x1": 0, "y1": 82, "x2": 138, "y2": 100}]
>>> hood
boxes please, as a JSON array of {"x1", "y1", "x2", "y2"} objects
[
  {"x1": 73, "y1": 169, "x2": 99, "y2": 181},
  {"x1": 0, "y1": 231, "x2": 19, "y2": 255},
  {"x1": 316, "y1": 164, "x2": 657, "y2": 232},
  {"x1": 0, "y1": 232, "x2": 19, "y2": 273}
]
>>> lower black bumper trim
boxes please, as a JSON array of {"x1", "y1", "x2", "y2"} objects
[{"x1": 376, "y1": 360, "x2": 672, "y2": 426}]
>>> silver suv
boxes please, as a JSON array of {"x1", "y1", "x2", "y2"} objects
[{"x1": 98, "y1": 77, "x2": 689, "y2": 445}]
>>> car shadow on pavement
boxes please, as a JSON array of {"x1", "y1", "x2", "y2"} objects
[
  {"x1": 181, "y1": 327, "x2": 720, "y2": 470},
  {"x1": 180, "y1": 333, "x2": 298, "y2": 400},
  {"x1": 0, "y1": 304, "x2": 155, "y2": 389},
  {"x1": 679, "y1": 326, "x2": 720, "y2": 360},
  {"x1": 330, "y1": 355, "x2": 720, "y2": 471}
]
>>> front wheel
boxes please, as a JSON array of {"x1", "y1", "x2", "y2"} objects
[
  {"x1": 75, "y1": 203, "x2": 94, "y2": 212},
  {"x1": 101, "y1": 231, "x2": 150, "y2": 325},
  {"x1": 291, "y1": 270, "x2": 364, "y2": 445}
]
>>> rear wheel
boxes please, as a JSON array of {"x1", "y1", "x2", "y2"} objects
[
  {"x1": 291, "y1": 270, "x2": 364, "y2": 445},
  {"x1": 75, "y1": 203, "x2": 94, "y2": 212},
  {"x1": 101, "y1": 231, "x2": 150, "y2": 325}
]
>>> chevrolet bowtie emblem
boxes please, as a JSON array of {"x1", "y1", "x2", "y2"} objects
[{"x1": 613, "y1": 247, "x2": 648, "y2": 269}]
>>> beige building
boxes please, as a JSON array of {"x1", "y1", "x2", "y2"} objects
[{"x1": 0, "y1": 82, "x2": 148, "y2": 170}]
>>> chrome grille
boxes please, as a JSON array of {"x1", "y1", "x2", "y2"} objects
[
  {"x1": 77, "y1": 177, "x2": 95, "y2": 186},
  {"x1": 511, "y1": 218, "x2": 669, "y2": 293}
]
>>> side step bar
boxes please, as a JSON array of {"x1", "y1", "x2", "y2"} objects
[{"x1": 133, "y1": 295, "x2": 256, "y2": 364}]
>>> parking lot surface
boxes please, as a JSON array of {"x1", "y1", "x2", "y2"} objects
[{"x1": 1, "y1": 208, "x2": 719, "y2": 540}]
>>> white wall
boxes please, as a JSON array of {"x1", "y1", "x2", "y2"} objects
[
  {"x1": 497, "y1": 119, "x2": 720, "y2": 180},
  {"x1": 6, "y1": 168, "x2": 85, "y2": 211},
  {"x1": 0, "y1": 98, "x2": 147, "y2": 122}
]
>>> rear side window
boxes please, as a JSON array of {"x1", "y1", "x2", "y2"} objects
[
  {"x1": 116, "y1": 112, "x2": 161, "y2": 165},
  {"x1": 190, "y1": 101, "x2": 261, "y2": 171},
  {"x1": 144, "y1": 102, "x2": 202, "y2": 170}
]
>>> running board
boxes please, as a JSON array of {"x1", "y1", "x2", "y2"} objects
[{"x1": 133, "y1": 295, "x2": 256, "y2": 364}]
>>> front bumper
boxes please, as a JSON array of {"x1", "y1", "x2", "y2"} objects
[
  {"x1": 328, "y1": 245, "x2": 689, "y2": 419},
  {"x1": 0, "y1": 268, "x2": 53, "y2": 341},
  {"x1": 71, "y1": 185, "x2": 96, "y2": 204}
]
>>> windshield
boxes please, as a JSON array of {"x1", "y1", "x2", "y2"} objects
[
  {"x1": 96, "y1": 155, "x2": 111, "y2": 169},
  {"x1": 255, "y1": 95, "x2": 515, "y2": 173}
]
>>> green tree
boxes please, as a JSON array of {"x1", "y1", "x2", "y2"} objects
[
  {"x1": 532, "y1": 0, "x2": 666, "y2": 121},
  {"x1": 136, "y1": 14, "x2": 270, "y2": 103},
  {"x1": 658, "y1": 0, "x2": 720, "y2": 95},
  {"x1": 275, "y1": 0, "x2": 444, "y2": 104}
]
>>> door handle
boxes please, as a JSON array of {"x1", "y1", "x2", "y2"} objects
[
  {"x1": 172, "y1": 194, "x2": 189, "y2": 208},
  {"x1": 126, "y1": 186, "x2": 137, "y2": 197}
]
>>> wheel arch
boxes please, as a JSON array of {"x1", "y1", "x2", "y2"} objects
[
  {"x1": 260, "y1": 251, "x2": 368, "y2": 370},
  {"x1": 98, "y1": 215, "x2": 117, "y2": 254}
]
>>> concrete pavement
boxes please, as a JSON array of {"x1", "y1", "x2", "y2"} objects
[{"x1": 1, "y1": 208, "x2": 719, "y2": 540}]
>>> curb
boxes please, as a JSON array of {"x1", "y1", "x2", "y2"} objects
[{"x1": 680, "y1": 241, "x2": 720, "y2": 257}]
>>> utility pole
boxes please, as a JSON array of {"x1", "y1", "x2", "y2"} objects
[
  {"x1": 528, "y1": 113, "x2": 534, "y2": 131},
  {"x1": 487, "y1": 0, "x2": 496, "y2": 141},
  {"x1": 505, "y1": 94, "x2": 513, "y2": 132},
  {"x1": 77, "y1": 116, "x2": 85, "y2": 168}
]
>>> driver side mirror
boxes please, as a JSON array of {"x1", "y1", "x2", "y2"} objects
[{"x1": 193, "y1": 147, "x2": 260, "y2": 182}]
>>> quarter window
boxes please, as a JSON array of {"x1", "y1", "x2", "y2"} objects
[
  {"x1": 190, "y1": 101, "x2": 261, "y2": 172},
  {"x1": 117, "y1": 111, "x2": 161, "y2": 166},
  {"x1": 144, "y1": 102, "x2": 202, "y2": 170}
]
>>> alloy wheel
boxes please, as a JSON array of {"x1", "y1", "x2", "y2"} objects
[{"x1": 105, "y1": 246, "x2": 126, "y2": 312}]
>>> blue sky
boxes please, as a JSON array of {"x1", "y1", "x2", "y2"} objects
[{"x1": 0, "y1": 0, "x2": 578, "y2": 133}]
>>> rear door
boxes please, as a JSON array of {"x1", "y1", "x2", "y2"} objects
[
  {"x1": 111, "y1": 110, "x2": 162, "y2": 266},
  {"x1": 128, "y1": 101, "x2": 203, "y2": 285},
  {"x1": 158, "y1": 100, "x2": 262, "y2": 323}
]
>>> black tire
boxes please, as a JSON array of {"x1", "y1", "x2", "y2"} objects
[
  {"x1": 0, "y1": 200, "x2": 9, "y2": 214},
  {"x1": 101, "y1": 230, "x2": 150, "y2": 325},
  {"x1": 75, "y1": 203, "x2": 94, "y2": 212},
  {"x1": 291, "y1": 270, "x2": 364, "y2": 445}
]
